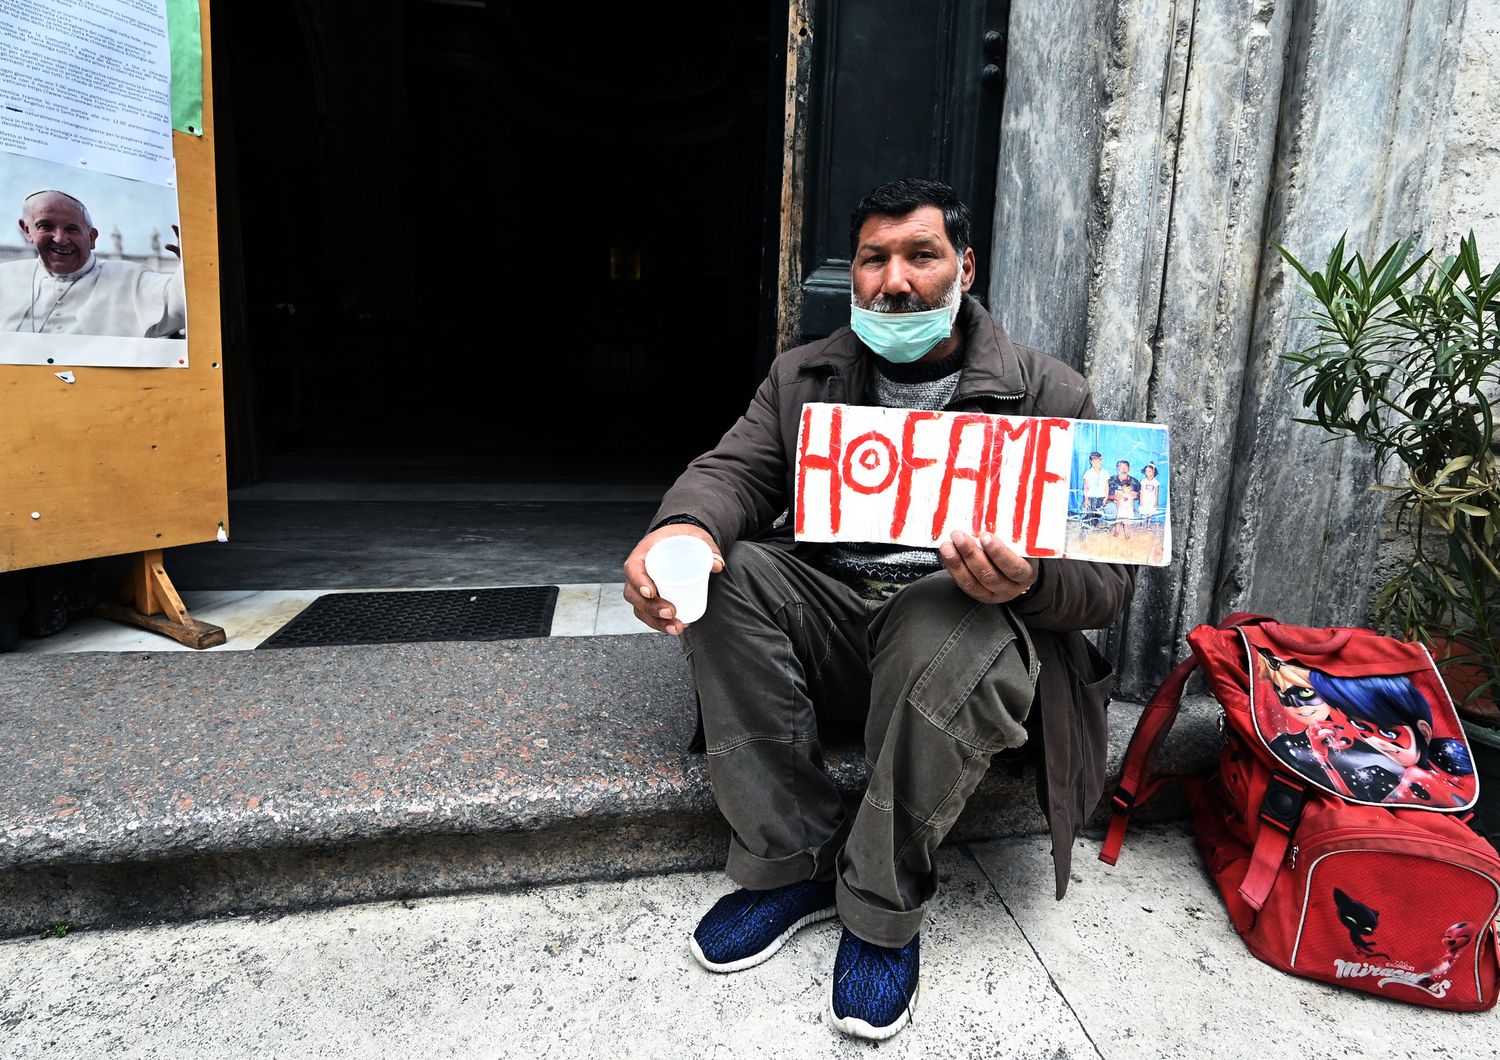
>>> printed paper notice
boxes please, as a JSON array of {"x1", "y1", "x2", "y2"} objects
[{"x1": 0, "y1": 0, "x2": 175, "y2": 187}]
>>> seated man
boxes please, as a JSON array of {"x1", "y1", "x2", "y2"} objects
[
  {"x1": 623, "y1": 178, "x2": 1133, "y2": 1040},
  {"x1": 0, "y1": 190, "x2": 185, "y2": 338}
]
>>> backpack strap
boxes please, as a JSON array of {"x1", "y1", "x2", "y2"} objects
[
  {"x1": 1099, "y1": 655, "x2": 1199, "y2": 866},
  {"x1": 1099, "y1": 613, "x2": 1280, "y2": 868},
  {"x1": 1217, "y1": 611, "x2": 1276, "y2": 628},
  {"x1": 1237, "y1": 772, "x2": 1309, "y2": 910}
]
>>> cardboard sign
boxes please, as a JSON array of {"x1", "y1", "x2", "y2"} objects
[{"x1": 795, "y1": 403, "x2": 1172, "y2": 566}]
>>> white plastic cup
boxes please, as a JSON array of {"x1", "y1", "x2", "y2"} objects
[{"x1": 645, "y1": 536, "x2": 715, "y2": 625}]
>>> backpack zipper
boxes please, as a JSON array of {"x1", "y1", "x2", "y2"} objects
[{"x1": 1295, "y1": 827, "x2": 1500, "y2": 875}]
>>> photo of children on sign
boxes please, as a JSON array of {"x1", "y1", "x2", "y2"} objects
[
  {"x1": 792, "y1": 403, "x2": 1170, "y2": 566},
  {"x1": 1064, "y1": 420, "x2": 1171, "y2": 565}
]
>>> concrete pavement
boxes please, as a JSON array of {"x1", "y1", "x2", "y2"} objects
[{"x1": 2, "y1": 826, "x2": 1488, "y2": 1059}]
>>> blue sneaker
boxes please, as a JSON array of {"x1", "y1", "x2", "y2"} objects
[
  {"x1": 828, "y1": 927, "x2": 920, "y2": 1040},
  {"x1": 690, "y1": 879, "x2": 837, "y2": 973}
]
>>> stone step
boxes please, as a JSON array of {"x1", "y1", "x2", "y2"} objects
[{"x1": 0, "y1": 635, "x2": 1222, "y2": 936}]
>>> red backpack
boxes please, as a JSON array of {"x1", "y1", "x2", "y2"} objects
[{"x1": 1101, "y1": 613, "x2": 1500, "y2": 1011}]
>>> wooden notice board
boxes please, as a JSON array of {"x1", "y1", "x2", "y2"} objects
[{"x1": 0, "y1": 0, "x2": 227, "y2": 574}]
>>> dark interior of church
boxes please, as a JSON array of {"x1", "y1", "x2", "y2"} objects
[{"x1": 218, "y1": 1, "x2": 782, "y2": 485}]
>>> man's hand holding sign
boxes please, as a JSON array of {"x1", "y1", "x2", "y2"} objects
[{"x1": 939, "y1": 529, "x2": 1039, "y2": 604}]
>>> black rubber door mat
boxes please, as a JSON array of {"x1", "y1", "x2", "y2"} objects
[{"x1": 257, "y1": 586, "x2": 560, "y2": 649}]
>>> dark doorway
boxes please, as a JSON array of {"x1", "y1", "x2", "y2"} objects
[{"x1": 220, "y1": 1, "x2": 781, "y2": 484}]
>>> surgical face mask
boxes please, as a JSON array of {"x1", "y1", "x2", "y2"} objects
[{"x1": 849, "y1": 268, "x2": 964, "y2": 363}]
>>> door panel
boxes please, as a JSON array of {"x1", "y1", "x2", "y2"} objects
[{"x1": 795, "y1": 0, "x2": 1007, "y2": 341}]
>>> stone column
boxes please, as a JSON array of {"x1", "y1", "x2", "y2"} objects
[
  {"x1": 991, "y1": 0, "x2": 1469, "y2": 698},
  {"x1": 1218, "y1": 0, "x2": 1469, "y2": 633}
]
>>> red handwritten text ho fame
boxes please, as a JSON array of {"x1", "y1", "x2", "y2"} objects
[{"x1": 794, "y1": 403, "x2": 1167, "y2": 564}]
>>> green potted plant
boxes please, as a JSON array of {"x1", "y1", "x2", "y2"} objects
[{"x1": 1277, "y1": 233, "x2": 1500, "y2": 811}]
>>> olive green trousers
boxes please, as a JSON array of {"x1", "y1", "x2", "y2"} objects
[{"x1": 682, "y1": 541, "x2": 1038, "y2": 948}]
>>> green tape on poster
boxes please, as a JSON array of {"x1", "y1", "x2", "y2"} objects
[{"x1": 167, "y1": 0, "x2": 204, "y2": 136}]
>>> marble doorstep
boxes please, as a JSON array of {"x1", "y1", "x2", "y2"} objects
[
  {"x1": 0, "y1": 628, "x2": 1222, "y2": 936},
  {"x1": 594, "y1": 581, "x2": 655, "y2": 635},
  {"x1": 12, "y1": 589, "x2": 324, "y2": 654}
]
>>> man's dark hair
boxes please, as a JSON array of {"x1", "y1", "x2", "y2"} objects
[{"x1": 849, "y1": 178, "x2": 970, "y2": 258}]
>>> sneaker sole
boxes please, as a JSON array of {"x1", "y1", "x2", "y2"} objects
[
  {"x1": 827, "y1": 981, "x2": 921, "y2": 1041},
  {"x1": 689, "y1": 905, "x2": 838, "y2": 973}
]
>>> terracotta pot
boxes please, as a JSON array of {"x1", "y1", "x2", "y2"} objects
[{"x1": 1429, "y1": 634, "x2": 1500, "y2": 726}]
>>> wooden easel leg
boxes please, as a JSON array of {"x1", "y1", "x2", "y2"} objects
[{"x1": 95, "y1": 550, "x2": 227, "y2": 649}]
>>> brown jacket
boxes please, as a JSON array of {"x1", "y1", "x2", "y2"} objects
[{"x1": 651, "y1": 296, "x2": 1134, "y2": 897}]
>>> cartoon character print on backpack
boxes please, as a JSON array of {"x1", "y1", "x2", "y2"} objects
[
  {"x1": 1254, "y1": 648, "x2": 1358, "y2": 786},
  {"x1": 1329, "y1": 889, "x2": 1477, "y2": 999},
  {"x1": 1253, "y1": 649, "x2": 1476, "y2": 807},
  {"x1": 1332, "y1": 887, "x2": 1387, "y2": 958},
  {"x1": 1420, "y1": 922, "x2": 1476, "y2": 988}
]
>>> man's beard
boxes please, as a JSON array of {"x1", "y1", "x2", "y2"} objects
[{"x1": 854, "y1": 267, "x2": 964, "y2": 314}]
